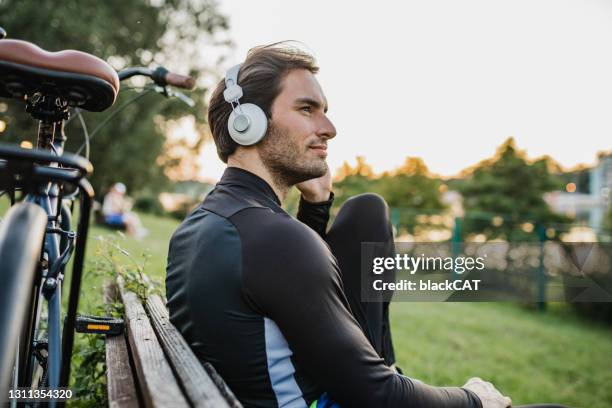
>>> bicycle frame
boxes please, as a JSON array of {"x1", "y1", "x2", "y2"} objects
[
  {"x1": 0, "y1": 40, "x2": 195, "y2": 403},
  {"x1": 2, "y1": 116, "x2": 94, "y2": 403}
]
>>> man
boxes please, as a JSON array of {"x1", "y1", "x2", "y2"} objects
[{"x1": 165, "y1": 43, "x2": 511, "y2": 407}]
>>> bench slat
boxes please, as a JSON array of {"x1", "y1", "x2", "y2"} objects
[
  {"x1": 118, "y1": 278, "x2": 190, "y2": 408},
  {"x1": 104, "y1": 282, "x2": 140, "y2": 408},
  {"x1": 201, "y1": 361, "x2": 243, "y2": 408},
  {"x1": 146, "y1": 294, "x2": 241, "y2": 408},
  {"x1": 106, "y1": 334, "x2": 140, "y2": 408}
]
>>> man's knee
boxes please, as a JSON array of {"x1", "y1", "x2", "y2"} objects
[
  {"x1": 333, "y1": 193, "x2": 392, "y2": 242},
  {"x1": 345, "y1": 192, "x2": 388, "y2": 209},
  {"x1": 339, "y1": 193, "x2": 389, "y2": 223}
]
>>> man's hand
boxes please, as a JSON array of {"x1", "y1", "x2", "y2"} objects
[
  {"x1": 463, "y1": 377, "x2": 512, "y2": 408},
  {"x1": 296, "y1": 170, "x2": 332, "y2": 202}
]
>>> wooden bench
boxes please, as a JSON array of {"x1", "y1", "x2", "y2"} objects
[{"x1": 104, "y1": 279, "x2": 243, "y2": 408}]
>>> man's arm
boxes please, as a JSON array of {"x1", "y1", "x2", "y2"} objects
[
  {"x1": 240, "y1": 214, "x2": 482, "y2": 408},
  {"x1": 296, "y1": 192, "x2": 334, "y2": 237},
  {"x1": 295, "y1": 170, "x2": 333, "y2": 237}
]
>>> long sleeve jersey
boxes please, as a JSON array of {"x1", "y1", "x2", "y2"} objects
[{"x1": 165, "y1": 167, "x2": 481, "y2": 408}]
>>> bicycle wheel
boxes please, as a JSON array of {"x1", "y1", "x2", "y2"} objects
[{"x1": 0, "y1": 202, "x2": 47, "y2": 402}]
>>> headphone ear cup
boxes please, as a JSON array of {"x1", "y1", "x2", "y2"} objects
[{"x1": 227, "y1": 103, "x2": 268, "y2": 146}]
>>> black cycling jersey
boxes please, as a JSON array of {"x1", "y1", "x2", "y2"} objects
[{"x1": 165, "y1": 167, "x2": 481, "y2": 408}]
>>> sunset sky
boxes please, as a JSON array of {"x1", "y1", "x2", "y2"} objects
[{"x1": 198, "y1": 0, "x2": 612, "y2": 181}]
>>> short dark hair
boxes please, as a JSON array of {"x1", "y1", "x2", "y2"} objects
[{"x1": 207, "y1": 42, "x2": 319, "y2": 163}]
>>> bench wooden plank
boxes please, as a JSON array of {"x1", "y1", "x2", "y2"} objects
[
  {"x1": 106, "y1": 334, "x2": 140, "y2": 408},
  {"x1": 104, "y1": 282, "x2": 140, "y2": 408},
  {"x1": 146, "y1": 294, "x2": 241, "y2": 408},
  {"x1": 201, "y1": 361, "x2": 243, "y2": 408},
  {"x1": 118, "y1": 277, "x2": 190, "y2": 408}
]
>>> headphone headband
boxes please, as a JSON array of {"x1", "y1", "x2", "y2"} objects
[
  {"x1": 225, "y1": 63, "x2": 241, "y2": 86},
  {"x1": 223, "y1": 63, "x2": 243, "y2": 103}
]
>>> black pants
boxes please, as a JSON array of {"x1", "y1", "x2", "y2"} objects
[
  {"x1": 325, "y1": 193, "x2": 568, "y2": 408},
  {"x1": 326, "y1": 193, "x2": 396, "y2": 366}
]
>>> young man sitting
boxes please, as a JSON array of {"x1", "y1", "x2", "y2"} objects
[{"x1": 165, "y1": 43, "x2": 516, "y2": 408}]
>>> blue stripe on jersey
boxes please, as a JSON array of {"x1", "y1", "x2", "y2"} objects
[{"x1": 264, "y1": 317, "x2": 308, "y2": 407}]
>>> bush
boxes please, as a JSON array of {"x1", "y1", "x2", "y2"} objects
[
  {"x1": 168, "y1": 198, "x2": 199, "y2": 221},
  {"x1": 134, "y1": 192, "x2": 165, "y2": 216}
]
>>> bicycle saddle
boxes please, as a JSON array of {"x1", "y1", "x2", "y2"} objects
[{"x1": 0, "y1": 39, "x2": 119, "y2": 112}]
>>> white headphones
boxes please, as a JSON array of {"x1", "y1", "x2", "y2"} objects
[{"x1": 224, "y1": 63, "x2": 268, "y2": 145}]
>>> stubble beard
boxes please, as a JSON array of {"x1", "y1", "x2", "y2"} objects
[{"x1": 258, "y1": 122, "x2": 328, "y2": 189}]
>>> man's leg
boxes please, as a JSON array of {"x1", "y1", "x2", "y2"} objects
[
  {"x1": 325, "y1": 193, "x2": 396, "y2": 366},
  {"x1": 326, "y1": 197, "x2": 571, "y2": 407}
]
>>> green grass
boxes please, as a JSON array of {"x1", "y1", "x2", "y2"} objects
[
  {"x1": 81, "y1": 212, "x2": 612, "y2": 407},
  {"x1": 75, "y1": 212, "x2": 181, "y2": 313},
  {"x1": 391, "y1": 302, "x2": 612, "y2": 407},
  {"x1": 3, "y1": 200, "x2": 611, "y2": 407}
]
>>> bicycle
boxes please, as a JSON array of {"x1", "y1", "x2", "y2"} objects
[{"x1": 0, "y1": 28, "x2": 195, "y2": 406}]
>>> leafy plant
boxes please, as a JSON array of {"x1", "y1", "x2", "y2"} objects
[
  {"x1": 70, "y1": 309, "x2": 110, "y2": 407},
  {"x1": 68, "y1": 233, "x2": 159, "y2": 406},
  {"x1": 94, "y1": 234, "x2": 162, "y2": 301}
]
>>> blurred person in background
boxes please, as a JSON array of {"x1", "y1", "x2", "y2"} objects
[{"x1": 102, "y1": 182, "x2": 147, "y2": 239}]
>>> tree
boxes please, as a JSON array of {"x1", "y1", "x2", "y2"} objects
[
  {"x1": 376, "y1": 157, "x2": 445, "y2": 232},
  {"x1": 333, "y1": 156, "x2": 445, "y2": 232},
  {"x1": 457, "y1": 138, "x2": 567, "y2": 241},
  {"x1": 333, "y1": 156, "x2": 377, "y2": 207},
  {"x1": 379, "y1": 157, "x2": 443, "y2": 209},
  {"x1": 0, "y1": 0, "x2": 231, "y2": 196}
]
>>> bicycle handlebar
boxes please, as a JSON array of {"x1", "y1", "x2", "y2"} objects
[
  {"x1": 118, "y1": 66, "x2": 195, "y2": 90},
  {"x1": 153, "y1": 66, "x2": 196, "y2": 90}
]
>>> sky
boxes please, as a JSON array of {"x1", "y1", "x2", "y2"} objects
[{"x1": 198, "y1": 0, "x2": 612, "y2": 181}]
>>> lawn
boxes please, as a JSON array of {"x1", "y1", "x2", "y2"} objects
[
  {"x1": 2, "y1": 199, "x2": 609, "y2": 407},
  {"x1": 80, "y1": 212, "x2": 612, "y2": 408},
  {"x1": 391, "y1": 302, "x2": 612, "y2": 407},
  {"x1": 73, "y1": 212, "x2": 181, "y2": 311}
]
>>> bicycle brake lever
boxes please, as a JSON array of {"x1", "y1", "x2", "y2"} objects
[
  {"x1": 153, "y1": 85, "x2": 195, "y2": 107},
  {"x1": 173, "y1": 90, "x2": 195, "y2": 107}
]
